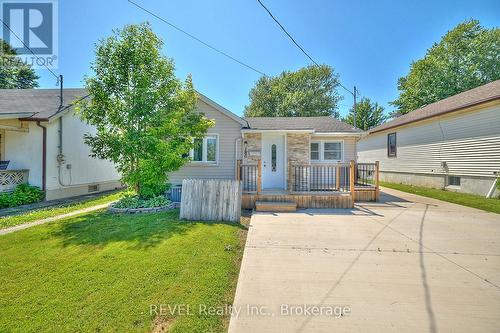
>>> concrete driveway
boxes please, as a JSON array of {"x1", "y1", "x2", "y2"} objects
[{"x1": 229, "y1": 188, "x2": 500, "y2": 332}]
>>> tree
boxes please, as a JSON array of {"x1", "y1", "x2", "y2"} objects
[
  {"x1": 391, "y1": 19, "x2": 500, "y2": 115},
  {"x1": 244, "y1": 65, "x2": 342, "y2": 118},
  {"x1": 0, "y1": 39, "x2": 39, "y2": 88},
  {"x1": 78, "y1": 23, "x2": 213, "y2": 198},
  {"x1": 343, "y1": 97, "x2": 386, "y2": 130}
]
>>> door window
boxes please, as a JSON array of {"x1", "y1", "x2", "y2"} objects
[{"x1": 271, "y1": 144, "x2": 277, "y2": 171}]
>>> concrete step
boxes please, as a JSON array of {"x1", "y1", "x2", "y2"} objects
[{"x1": 255, "y1": 201, "x2": 297, "y2": 212}]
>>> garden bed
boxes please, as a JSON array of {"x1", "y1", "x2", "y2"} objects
[{"x1": 108, "y1": 201, "x2": 176, "y2": 214}]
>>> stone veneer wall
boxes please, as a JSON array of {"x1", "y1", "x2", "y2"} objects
[
  {"x1": 243, "y1": 133, "x2": 261, "y2": 164},
  {"x1": 287, "y1": 133, "x2": 310, "y2": 190},
  {"x1": 286, "y1": 133, "x2": 310, "y2": 164}
]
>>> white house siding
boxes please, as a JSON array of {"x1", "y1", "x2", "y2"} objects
[
  {"x1": 357, "y1": 102, "x2": 500, "y2": 196},
  {"x1": 311, "y1": 135, "x2": 358, "y2": 163},
  {"x1": 3, "y1": 122, "x2": 43, "y2": 188},
  {"x1": 168, "y1": 99, "x2": 242, "y2": 185},
  {"x1": 44, "y1": 110, "x2": 122, "y2": 200}
]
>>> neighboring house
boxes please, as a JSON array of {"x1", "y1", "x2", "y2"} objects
[
  {"x1": 0, "y1": 88, "x2": 121, "y2": 200},
  {"x1": 357, "y1": 80, "x2": 500, "y2": 196}
]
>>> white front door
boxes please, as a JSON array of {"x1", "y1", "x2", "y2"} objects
[{"x1": 261, "y1": 134, "x2": 285, "y2": 189}]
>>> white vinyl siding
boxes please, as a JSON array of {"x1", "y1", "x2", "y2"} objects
[
  {"x1": 357, "y1": 103, "x2": 500, "y2": 177},
  {"x1": 168, "y1": 99, "x2": 242, "y2": 184}
]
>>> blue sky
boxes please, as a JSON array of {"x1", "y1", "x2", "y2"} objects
[{"x1": 37, "y1": 0, "x2": 499, "y2": 117}]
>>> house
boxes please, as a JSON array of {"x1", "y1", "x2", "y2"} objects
[
  {"x1": 170, "y1": 99, "x2": 376, "y2": 208},
  {"x1": 0, "y1": 88, "x2": 121, "y2": 200},
  {"x1": 357, "y1": 80, "x2": 500, "y2": 196}
]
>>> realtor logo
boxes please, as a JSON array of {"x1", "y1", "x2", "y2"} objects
[{"x1": 1, "y1": 0, "x2": 58, "y2": 68}]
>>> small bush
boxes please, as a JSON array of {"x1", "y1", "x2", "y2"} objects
[
  {"x1": 0, "y1": 184, "x2": 44, "y2": 209},
  {"x1": 113, "y1": 194, "x2": 170, "y2": 209}
]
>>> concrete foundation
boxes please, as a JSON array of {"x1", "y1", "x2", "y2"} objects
[
  {"x1": 380, "y1": 171, "x2": 499, "y2": 197},
  {"x1": 45, "y1": 180, "x2": 123, "y2": 201}
]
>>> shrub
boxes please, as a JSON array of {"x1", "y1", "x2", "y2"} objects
[
  {"x1": 113, "y1": 194, "x2": 170, "y2": 209},
  {"x1": 0, "y1": 184, "x2": 44, "y2": 209}
]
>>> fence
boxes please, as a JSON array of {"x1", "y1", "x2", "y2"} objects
[{"x1": 179, "y1": 179, "x2": 242, "y2": 222}]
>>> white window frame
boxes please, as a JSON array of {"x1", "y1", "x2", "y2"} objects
[
  {"x1": 190, "y1": 134, "x2": 219, "y2": 165},
  {"x1": 310, "y1": 140, "x2": 344, "y2": 163}
]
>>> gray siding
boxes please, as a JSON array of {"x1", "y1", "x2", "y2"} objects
[
  {"x1": 168, "y1": 99, "x2": 242, "y2": 184},
  {"x1": 358, "y1": 103, "x2": 500, "y2": 178}
]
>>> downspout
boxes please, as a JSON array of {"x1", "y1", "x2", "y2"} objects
[
  {"x1": 36, "y1": 121, "x2": 47, "y2": 192},
  {"x1": 56, "y1": 75, "x2": 71, "y2": 186}
]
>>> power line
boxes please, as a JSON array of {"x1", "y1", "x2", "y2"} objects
[
  {"x1": 256, "y1": 0, "x2": 317, "y2": 66},
  {"x1": 255, "y1": 0, "x2": 360, "y2": 126},
  {"x1": 127, "y1": 0, "x2": 267, "y2": 76},
  {"x1": 0, "y1": 18, "x2": 60, "y2": 81},
  {"x1": 256, "y1": 0, "x2": 355, "y2": 97}
]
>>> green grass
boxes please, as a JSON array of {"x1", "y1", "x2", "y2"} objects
[
  {"x1": 381, "y1": 181, "x2": 500, "y2": 214},
  {"x1": 0, "y1": 191, "x2": 123, "y2": 230},
  {"x1": 0, "y1": 209, "x2": 247, "y2": 332}
]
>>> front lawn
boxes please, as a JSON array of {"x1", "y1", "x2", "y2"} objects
[
  {"x1": 380, "y1": 181, "x2": 500, "y2": 214},
  {"x1": 0, "y1": 191, "x2": 123, "y2": 230},
  {"x1": 0, "y1": 209, "x2": 247, "y2": 332}
]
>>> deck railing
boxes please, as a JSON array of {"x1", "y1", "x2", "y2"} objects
[
  {"x1": 237, "y1": 160, "x2": 261, "y2": 193},
  {"x1": 237, "y1": 160, "x2": 379, "y2": 201},
  {"x1": 355, "y1": 163, "x2": 377, "y2": 187},
  {"x1": 289, "y1": 163, "x2": 352, "y2": 192},
  {"x1": 0, "y1": 169, "x2": 29, "y2": 192}
]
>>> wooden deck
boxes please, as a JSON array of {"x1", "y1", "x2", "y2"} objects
[{"x1": 238, "y1": 160, "x2": 380, "y2": 210}]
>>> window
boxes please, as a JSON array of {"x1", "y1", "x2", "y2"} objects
[
  {"x1": 191, "y1": 135, "x2": 218, "y2": 163},
  {"x1": 323, "y1": 142, "x2": 342, "y2": 161},
  {"x1": 310, "y1": 141, "x2": 343, "y2": 162},
  {"x1": 271, "y1": 144, "x2": 277, "y2": 171},
  {"x1": 387, "y1": 133, "x2": 397, "y2": 157},
  {"x1": 310, "y1": 142, "x2": 320, "y2": 161},
  {"x1": 448, "y1": 176, "x2": 461, "y2": 187}
]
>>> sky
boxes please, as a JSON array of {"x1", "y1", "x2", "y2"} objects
[{"x1": 34, "y1": 0, "x2": 500, "y2": 117}]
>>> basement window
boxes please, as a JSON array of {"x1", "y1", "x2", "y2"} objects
[
  {"x1": 448, "y1": 176, "x2": 461, "y2": 187},
  {"x1": 88, "y1": 184, "x2": 99, "y2": 193}
]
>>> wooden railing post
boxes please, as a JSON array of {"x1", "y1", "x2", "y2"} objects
[
  {"x1": 375, "y1": 161, "x2": 380, "y2": 201},
  {"x1": 336, "y1": 164, "x2": 340, "y2": 190},
  {"x1": 350, "y1": 160, "x2": 355, "y2": 207},
  {"x1": 287, "y1": 160, "x2": 291, "y2": 191},
  {"x1": 257, "y1": 159, "x2": 262, "y2": 194},
  {"x1": 236, "y1": 160, "x2": 241, "y2": 181}
]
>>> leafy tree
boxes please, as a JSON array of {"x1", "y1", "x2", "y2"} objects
[
  {"x1": 244, "y1": 65, "x2": 342, "y2": 117},
  {"x1": 0, "y1": 39, "x2": 39, "y2": 88},
  {"x1": 391, "y1": 19, "x2": 500, "y2": 115},
  {"x1": 343, "y1": 97, "x2": 386, "y2": 130},
  {"x1": 78, "y1": 23, "x2": 213, "y2": 198}
]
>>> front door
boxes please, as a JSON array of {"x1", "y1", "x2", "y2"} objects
[{"x1": 261, "y1": 134, "x2": 285, "y2": 189}]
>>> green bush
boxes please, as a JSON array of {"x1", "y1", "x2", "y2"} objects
[
  {"x1": 113, "y1": 193, "x2": 170, "y2": 209},
  {"x1": 0, "y1": 184, "x2": 44, "y2": 209}
]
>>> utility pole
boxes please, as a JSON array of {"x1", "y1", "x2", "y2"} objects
[{"x1": 353, "y1": 86, "x2": 357, "y2": 128}]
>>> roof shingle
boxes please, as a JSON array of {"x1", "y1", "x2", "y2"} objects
[
  {"x1": 244, "y1": 116, "x2": 361, "y2": 133},
  {"x1": 0, "y1": 88, "x2": 88, "y2": 120},
  {"x1": 369, "y1": 80, "x2": 500, "y2": 133}
]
